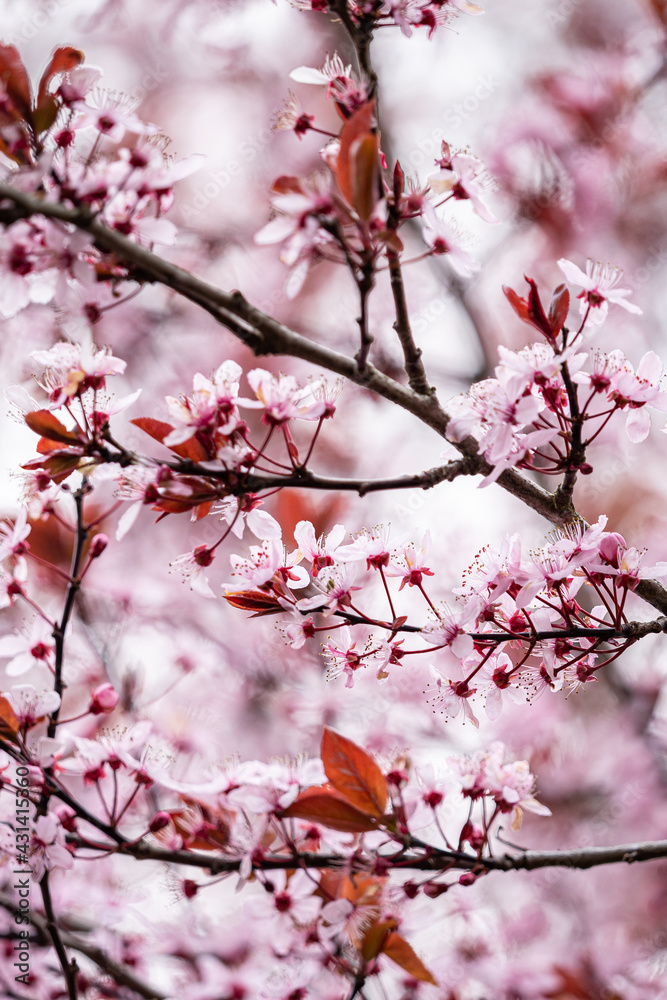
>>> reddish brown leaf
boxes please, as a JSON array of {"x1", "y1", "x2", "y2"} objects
[
  {"x1": 349, "y1": 132, "x2": 379, "y2": 221},
  {"x1": 383, "y1": 932, "x2": 439, "y2": 985},
  {"x1": 22, "y1": 452, "x2": 84, "y2": 484},
  {"x1": 321, "y1": 727, "x2": 388, "y2": 817},
  {"x1": 0, "y1": 696, "x2": 19, "y2": 742},
  {"x1": 548, "y1": 283, "x2": 570, "y2": 336},
  {"x1": 361, "y1": 919, "x2": 398, "y2": 961},
  {"x1": 25, "y1": 410, "x2": 81, "y2": 445},
  {"x1": 377, "y1": 229, "x2": 404, "y2": 253},
  {"x1": 339, "y1": 873, "x2": 384, "y2": 905},
  {"x1": 271, "y1": 175, "x2": 303, "y2": 196},
  {"x1": 336, "y1": 101, "x2": 377, "y2": 211},
  {"x1": 131, "y1": 417, "x2": 176, "y2": 443},
  {"x1": 645, "y1": 0, "x2": 667, "y2": 25},
  {"x1": 32, "y1": 95, "x2": 60, "y2": 136},
  {"x1": 37, "y1": 46, "x2": 84, "y2": 109},
  {"x1": 503, "y1": 277, "x2": 554, "y2": 340},
  {"x1": 223, "y1": 590, "x2": 284, "y2": 616},
  {"x1": 0, "y1": 44, "x2": 32, "y2": 121},
  {"x1": 281, "y1": 787, "x2": 381, "y2": 833},
  {"x1": 130, "y1": 417, "x2": 209, "y2": 461},
  {"x1": 193, "y1": 501, "x2": 213, "y2": 521},
  {"x1": 393, "y1": 159, "x2": 405, "y2": 200}
]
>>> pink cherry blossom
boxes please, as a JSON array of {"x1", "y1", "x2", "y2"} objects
[
  {"x1": 558, "y1": 258, "x2": 642, "y2": 321},
  {"x1": 294, "y1": 520, "x2": 346, "y2": 575},
  {"x1": 421, "y1": 205, "x2": 480, "y2": 277},
  {"x1": 29, "y1": 814, "x2": 74, "y2": 881},
  {"x1": 0, "y1": 617, "x2": 55, "y2": 676},
  {"x1": 31, "y1": 341, "x2": 126, "y2": 406},
  {"x1": 244, "y1": 369, "x2": 328, "y2": 425}
]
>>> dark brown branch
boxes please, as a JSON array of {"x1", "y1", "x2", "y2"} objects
[
  {"x1": 162, "y1": 458, "x2": 480, "y2": 495},
  {"x1": 354, "y1": 260, "x2": 375, "y2": 372},
  {"x1": 48, "y1": 486, "x2": 89, "y2": 738},
  {"x1": 3, "y1": 184, "x2": 667, "y2": 618},
  {"x1": 39, "y1": 875, "x2": 79, "y2": 1000},
  {"x1": 67, "y1": 834, "x2": 667, "y2": 875},
  {"x1": 468, "y1": 616, "x2": 667, "y2": 644},
  {"x1": 554, "y1": 358, "x2": 584, "y2": 504},
  {"x1": 0, "y1": 893, "x2": 166, "y2": 1000},
  {"x1": 386, "y1": 248, "x2": 433, "y2": 395}
]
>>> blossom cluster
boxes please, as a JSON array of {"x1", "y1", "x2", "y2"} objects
[
  {"x1": 0, "y1": 716, "x2": 548, "y2": 991},
  {"x1": 447, "y1": 267, "x2": 666, "y2": 483},
  {"x1": 0, "y1": 44, "x2": 201, "y2": 320},
  {"x1": 222, "y1": 514, "x2": 667, "y2": 725},
  {"x1": 261, "y1": 55, "x2": 496, "y2": 298},
  {"x1": 289, "y1": 0, "x2": 483, "y2": 39}
]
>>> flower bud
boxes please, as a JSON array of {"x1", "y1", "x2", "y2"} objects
[
  {"x1": 88, "y1": 682, "x2": 120, "y2": 715},
  {"x1": 54, "y1": 804, "x2": 78, "y2": 832},
  {"x1": 423, "y1": 882, "x2": 449, "y2": 898},
  {"x1": 386, "y1": 768, "x2": 408, "y2": 788},
  {"x1": 149, "y1": 811, "x2": 171, "y2": 833},
  {"x1": 89, "y1": 534, "x2": 109, "y2": 558}
]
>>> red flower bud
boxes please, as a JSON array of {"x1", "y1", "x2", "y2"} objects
[
  {"x1": 149, "y1": 811, "x2": 171, "y2": 833},
  {"x1": 88, "y1": 682, "x2": 120, "y2": 715},
  {"x1": 182, "y1": 879, "x2": 199, "y2": 899},
  {"x1": 89, "y1": 534, "x2": 109, "y2": 558}
]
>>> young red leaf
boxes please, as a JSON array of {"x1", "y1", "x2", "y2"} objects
[
  {"x1": 40, "y1": 454, "x2": 87, "y2": 484},
  {"x1": 280, "y1": 786, "x2": 381, "y2": 833},
  {"x1": 271, "y1": 175, "x2": 304, "y2": 196},
  {"x1": 193, "y1": 501, "x2": 213, "y2": 521},
  {"x1": 393, "y1": 159, "x2": 405, "y2": 201},
  {"x1": 36, "y1": 46, "x2": 84, "y2": 110},
  {"x1": 321, "y1": 727, "x2": 388, "y2": 817},
  {"x1": 131, "y1": 417, "x2": 177, "y2": 443},
  {"x1": 361, "y1": 918, "x2": 398, "y2": 961},
  {"x1": 349, "y1": 132, "x2": 379, "y2": 221},
  {"x1": 0, "y1": 44, "x2": 33, "y2": 121},
  {"x1": 33, "y1": 95, "x2": 61, "y2": 135},
  {"x1": 503, "y1": 277, "x2": 553, "y2": 341},
  {"x1": 130, "y1": 417, "x2": 209, "y2": 461},
  {"x1": 548, "y1": 282, "x2": 570, "y2": 336},
  {"x1": 25, "y1": 410, "x2": 82, "y2": 445},
  {"x1": 382, "y1": 932, "x2": 439, "y2": 985},
  {"x1": 0, "y1": 695, "x2": 20, "y2": 742},
  {"x1": 336, "y1": 101, "x2": 377, "y2": 214},
  {"x1": 224, "y1": 591, "x2": 284, "y2": 616}
]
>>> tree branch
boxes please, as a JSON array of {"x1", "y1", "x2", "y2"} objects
[
  {"x1": 3, "y1": 184, "x2": 667, "y2": 618},
  {"x1": 38, "y1": 874, "x2": 79, "y2": 1000},
  {"x1": 0, "y1": 892, "x2": 167, "y2": 1000},
  {"x1": 386, "y1": 248, "x2": 433, "y2": 396},
  {"x1": 66, "y1": 834, "x2": 667, "y2": 875},
  {"x1": 162, "y1": 457, "x2": 480, "y2": 496}
]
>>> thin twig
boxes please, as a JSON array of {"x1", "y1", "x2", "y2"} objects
[
  {"x1": 39, "y1": 875, "x2": 79, "y2": 1000},
  {"x1": 2, "y1": 184, "x2": 667, "y2": 618},
  {"x1": 0, "y1": 893, "x2": 166, "y2": 1000},
  {"x1": 386, "y1": 248, "x2": 433, "y2": 395},
  {"x1": 64, "y1": 834, "x2": 667, "y2": 874}
]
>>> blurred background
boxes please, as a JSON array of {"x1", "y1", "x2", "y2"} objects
[{"x1": 2, "y1": 0, "x2": 667, "y2": 996}]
